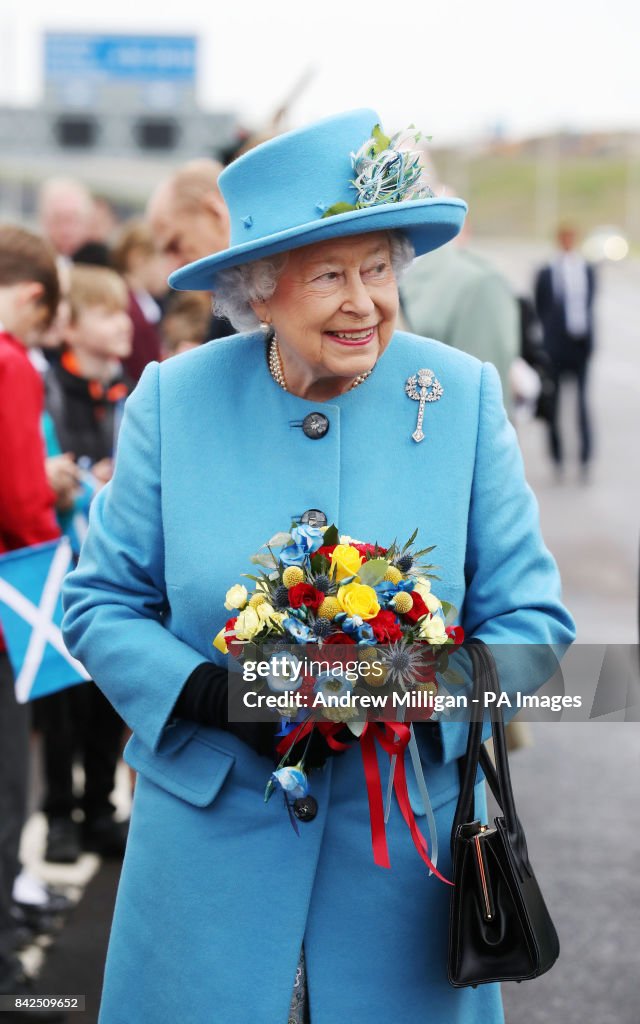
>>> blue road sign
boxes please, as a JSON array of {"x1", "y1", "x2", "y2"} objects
[{"x1": 44, "y1": 33, "x2": 197, "y2": 83}]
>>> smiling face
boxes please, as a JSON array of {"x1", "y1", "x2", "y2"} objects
[{"x1": 251, "y1": 232, "x2": 399, "y2": 399}]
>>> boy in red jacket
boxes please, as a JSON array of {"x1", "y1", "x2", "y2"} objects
[{"x1": 0, "y1": 224, "x2": 67, "y2": 1020}]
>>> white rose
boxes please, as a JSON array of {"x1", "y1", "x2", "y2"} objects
[
  {"x1": 418, "y1": 614, "x2": 448, "y2": 645},
  {"x1": 224, "y1": 584, "x2": 248, "y2": 611},
  {"x1": 409, "y1": 577, "x2": 434, "y2": 606},
  {"x1": 233, "y1": 606, "x2": 262, "y2": 640},
  {"x1": 256, "y1": 603, "x2": 285, "y2": 628}
]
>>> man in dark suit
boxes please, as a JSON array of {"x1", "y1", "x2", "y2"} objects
[{"x1": 534, "y1": 224, "x2": 596, "y2": 477}]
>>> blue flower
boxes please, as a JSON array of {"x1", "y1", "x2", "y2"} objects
[
  {"x1": 283, "y1": 617, "x2": 313, "y2": 644},
  {"x1": 314, "y1": 669, "x2": 355, "y2": 702},
  {"x1": 280, "y1": 543, "x2": 307, "y2": 568},
  {"x1": 266, "y1": 652, "x2": 302, "y2": 693},
  {"x1": 291, "y1": 525, "x2": 324, "y2": 554},
  {"x1": 374, "y1": 578, "x2": 415, "y2": 607},
  {"x1": 280, "y1": 525, "x2": 325, "y2": 567},
  {"x1": 356, "y1": 624, "x2": 375, "y2": 644},
  {"x1": 335, "y1": 612, "x2": 375, "y2": 643},
  {"x1": 271, "y1": 765, "x2": 309, "y2": 799}
]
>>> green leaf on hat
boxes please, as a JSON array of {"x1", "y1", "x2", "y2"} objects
[
  {"x1": 371, "y1": 123, "x2": 391, "y2": 154},
  {"x1": 322, "y1": 202, "x2": 357, "y2": 219}
]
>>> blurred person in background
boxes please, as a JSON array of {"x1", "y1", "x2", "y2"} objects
[
  {"x1": 534, "y1": 223, "x2": 596, "y2": 480},
  {"x1": 111, "y1": 219, "x2": 165, "y2": 382},
  {"x1": 400, "y1": 154, "x2": 518, "y2": 404},
  {"x1": 0, "y1": 224, "x2": 68, "y2": 1020},
  {"x1": 38, "y1": 178, "x2": 93, "y2": 264},
  {"x1": 401, "y1": 241, "x2": 518, "y2": 402},
  {"x1": 400, "y1": 156, "x2": 529, "y2": 752},
  {"x1": 73, "y1": 195, "x2": 119, "y2": 269},
  {"x1": 160, "y1": 291, "x2": 212, "y2": 358},
  {"x1": 147, "y1": 159, "x2": 235, "y2": 341},
  {"x1": 36, "y1": 265, "x2": 132, "y2": 865}
]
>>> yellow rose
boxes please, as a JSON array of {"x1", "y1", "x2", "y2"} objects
[
  {"x1": 233, "y1": 606, "x2": 262, "y2": 641},
  {"x1": 418, "y1": 614, "x2": 448, "y2": 645},
  {"x1": 213, "y1": 628, "x2": 229, "y2": 655},
  {"x1": 337, "y1": 582, "x2": 380, "y2": 620},
  {"x1": 224, "y1": 584, "x2": 248, "y2": 611},
  {"x1": 330, "y1": 544, "x2": 364, "y2": 581}
]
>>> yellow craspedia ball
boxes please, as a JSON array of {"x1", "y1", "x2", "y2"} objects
[
  {"x1": 318, "y1": 596, "x2": 341, "y2": 620},
  {"x1": 249, "y1": 593, "x2": 267, "y2": 608},
  {"x1": 282, "y1": 566, "x2": 305, "y2": 588},
  {"x1": 393, "y1": 591, "x2": 413, "y2": 614},
  {"x1": 383, "y1": 566, "x2": 402, "y2": 584}
]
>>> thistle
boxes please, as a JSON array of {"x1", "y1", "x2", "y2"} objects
[
  {"x1": 313, "y1": 573, "x2": 331, "y2": 593},
  {"x1": 273, "y1": 584, "x2": 290, "y2": 609},
  {"x1": 312, "y1": 617, "x2": 333, "y2": 638}
]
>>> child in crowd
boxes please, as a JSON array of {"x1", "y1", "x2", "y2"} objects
[
  {"x1": 37, "y1": 265, "x2": 133, "y2": 865},
  {"x1": 0, "y1": 224, "x2": 67, "y2": 1019},
  {"x1": 160, "y1": 290, "x2": 212, "y2": 357}
]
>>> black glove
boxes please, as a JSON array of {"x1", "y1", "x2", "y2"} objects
[
  {"x1": 173, "y1": 663, "x2": 355, "y2": 768},
  {"x1": 173, "y1": 662, "x2": 276, "y2": 758}
]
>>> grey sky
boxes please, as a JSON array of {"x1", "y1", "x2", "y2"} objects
[{"x1": 1, "y1": 0, "x2": 638, "y2": 143}]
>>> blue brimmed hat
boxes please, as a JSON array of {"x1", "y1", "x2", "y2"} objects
[{"x1": 169, "y1": 108, "x2": 467, "y2": 292}]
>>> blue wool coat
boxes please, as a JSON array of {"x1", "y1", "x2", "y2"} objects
[{"x1": 62, "y1": 331, "x2": 575, "y2": 1024}]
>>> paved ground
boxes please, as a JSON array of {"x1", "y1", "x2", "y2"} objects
[
  {"x1": 474, "y1": 240, "x2": 640, "y2": 1024},
  {"x1": 18, "y1": 240, "x2": 640, "y2": 1022}
]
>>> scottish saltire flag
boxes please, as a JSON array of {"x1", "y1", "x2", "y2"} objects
[{"x1": 0, "y1": 537, "x2": 90, "y2": 703}]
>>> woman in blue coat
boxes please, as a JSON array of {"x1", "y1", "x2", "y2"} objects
[{"x1": 62, "y1": 109, "x2": 575, "y2": 1024}]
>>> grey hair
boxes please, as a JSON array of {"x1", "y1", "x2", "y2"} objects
[{"x1": 214, "y1": 230, "x2": 415, "y2": 332}]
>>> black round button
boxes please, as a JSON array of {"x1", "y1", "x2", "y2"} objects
[
  {"x1": 302, "y1": 412, "x2": 329, "y2": 439},
  {"x1": 293, "y1": 795, "x2": 318, "y2": 822},
  {"x1": 300, "y1": 509, "x2": 327, "y2": 527}
]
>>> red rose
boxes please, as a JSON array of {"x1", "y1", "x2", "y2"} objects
[
  {"x1": 287, "y1": 583, "x2": 324, "y2": 611},
  {"x1": 370, "y1": 610, "x2": 403, "y2": 643},
  {"x1": 315, "y1": 545, "x2": 336, "y2": 561},
  {"x1": 298, "y1": 675, "x2": 316, "y2": 707},
  {"x1": 323, "y1": 632, "x2": 356, "y2": 645},
  {"x1": 353, "y1": 543, "x2": 387, "y2": 558},
  {"x1": 224, "y1": 617, "x2": 243, "y2": 657},
  {"x1": 446, "y1": 626, "x2": 465, "y2": 645},
  {"x1": 403, "y1": 591, "x2": 429, "y2": 623}
]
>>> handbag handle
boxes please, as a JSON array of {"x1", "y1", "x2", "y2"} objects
[{"x1": 450, "y1": 640, "x2": 531, "y2": 873}]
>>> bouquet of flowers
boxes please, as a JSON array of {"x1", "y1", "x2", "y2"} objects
[{"x1": 213, "y1": 523, "x2": 464, "y2": 882}]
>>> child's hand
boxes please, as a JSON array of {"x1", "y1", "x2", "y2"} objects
[
  {"x1": 92, "y1": 457, "x2": 114, "y2": 486},
  {"x1": 45, "y1": 453, "x2": 81, "y2": 511}
]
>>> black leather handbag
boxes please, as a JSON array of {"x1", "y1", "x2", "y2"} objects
[{"x1": 448, "y1": 640, "x2": 560, "y2": 988}]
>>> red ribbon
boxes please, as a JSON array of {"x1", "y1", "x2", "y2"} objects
[
  {"x1": 277, "y1": 719, "x2": 452, "y2": 885},
  {"x1": 276, "y1": 719, "x2": 351, "y2": 756}
]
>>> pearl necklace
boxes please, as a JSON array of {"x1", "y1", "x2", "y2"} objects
[{"x1": 268, "y1": 336, "x2": 372, "y2": 393}]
